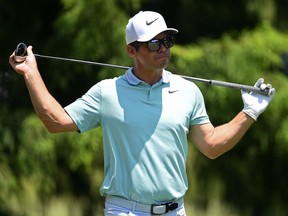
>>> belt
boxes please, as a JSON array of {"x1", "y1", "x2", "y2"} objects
[{"x1": 105, "y1": 196, "x2": 183, "y2": 215}]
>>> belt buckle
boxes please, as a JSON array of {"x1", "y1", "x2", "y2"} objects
[{"x1": 151, "y1": 202, "x2": 178, "y2": 215}]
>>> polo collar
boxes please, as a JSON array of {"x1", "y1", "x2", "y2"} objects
[{"x1": 124, "y1": 67, "x2": 170, "y2": 85}]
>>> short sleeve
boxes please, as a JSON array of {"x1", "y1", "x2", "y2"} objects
[{"x1": 64, "y1": 83, "x2": 102, "y2": 133}]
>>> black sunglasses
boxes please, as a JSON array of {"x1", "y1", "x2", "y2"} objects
[{"x1": 145, "y1": 35, "x2": 175, "y2": 51}]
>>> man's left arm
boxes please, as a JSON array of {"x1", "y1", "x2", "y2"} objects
[{"x1": 188, "y1": 78, "x2": 275, "y2": 159}]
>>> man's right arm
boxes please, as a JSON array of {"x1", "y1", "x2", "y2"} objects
[{"x1": 9, "y1": 46, "x2": 78, "y2": 133}]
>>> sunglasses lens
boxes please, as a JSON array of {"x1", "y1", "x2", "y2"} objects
[
  {"x1": 163, "y1": 36, "x2": 175, "y2": 48},
  {"x1": 147, "y1": 36, "x2": 175, "y2": 51},
  {"x1": 147, "y1": 41, "x2": 161, "y2": 51}
]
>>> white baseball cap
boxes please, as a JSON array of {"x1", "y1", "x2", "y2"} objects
[{"x1": 125, "y1": 11, "x2": 178, "y2": 45}]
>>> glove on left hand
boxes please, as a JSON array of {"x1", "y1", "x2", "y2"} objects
[{"x1": 242, "y1": 78, "x2": 275, "y2": 121}]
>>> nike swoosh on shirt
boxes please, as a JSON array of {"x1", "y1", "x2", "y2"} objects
[
  {"x1": 146, "y1": 17, "x2": 159, "y2": 25},
  {"x1": 168, "y1": 89, "x2": 179, "y2": 93}
]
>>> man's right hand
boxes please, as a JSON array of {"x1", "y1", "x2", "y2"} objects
[{"x1": 9, "y1": 45, "x2": 38, "y2": 76}]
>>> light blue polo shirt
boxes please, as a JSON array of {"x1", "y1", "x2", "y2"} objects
[{"x1": 64, "y1": 68, "x2": 210, "y2": 204}]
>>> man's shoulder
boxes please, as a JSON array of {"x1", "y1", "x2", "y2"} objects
[
  {"x1": 167, "y1": 71, "x2": 199, "y2": 88},
  {"x1": 97, "y1": 75, "x2": 125, "y2": 88}
]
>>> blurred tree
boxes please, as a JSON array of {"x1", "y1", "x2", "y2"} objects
[
  {"x1": 170, "y1": 24, "x2": 288, "y2": 216},
  {"x1": 1, "y1": 0, "x2": 288, "y2": 215},
  {"x1": 35, "y1": 0, "x2": 141, "y2": 106},
  {"x1": 2, "y1": 0, "x2": 288, "y2": 107},
  {"x1": 140, "y1": 0, "x2": 288, "y2": 42},
  {"x1": 0, "y1": 0, "x2": 62, "y2": 107}
]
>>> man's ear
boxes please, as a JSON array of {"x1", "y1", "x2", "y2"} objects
[{"x1": 127, "y1": 45, "x2": 137, "y2": 58}]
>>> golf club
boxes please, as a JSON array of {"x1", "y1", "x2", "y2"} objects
[{"x1": 14, "y1": 42, "x2": 273, "y2": 96}]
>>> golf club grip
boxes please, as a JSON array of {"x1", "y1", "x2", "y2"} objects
[
  {"x1": 210, "y1": 80, "x2": 269, "y2": 96},
  {"x1": 14, "y1": 43, "x2": 27, "y2": 62}
]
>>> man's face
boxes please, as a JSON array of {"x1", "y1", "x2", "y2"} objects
[{"x1": 130, "y1": 32, "x2": 173, "y2": 71}]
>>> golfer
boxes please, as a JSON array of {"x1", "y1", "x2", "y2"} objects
[{"x1": 9, "y1": 11, "x2": 275, "y2": 216}]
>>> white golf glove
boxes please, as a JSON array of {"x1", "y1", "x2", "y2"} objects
[{"x1": 242, "y1": 78, "x2": 275, "y2": 121}]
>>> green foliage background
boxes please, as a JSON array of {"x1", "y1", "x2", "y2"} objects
[{"x1": 1, "y1": 0, "x2": 288, "y2": 215}]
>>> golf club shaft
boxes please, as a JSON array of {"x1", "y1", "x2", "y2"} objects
[
  {"x1": 13, "y1": 43, "x2": 270, "y2": 96},
  {"x1": 34, "y1": 54, "x2": 130, "y2": 70},
  {"x1": 33, "y1": 53, "x2": 269, "y2": 96},
  {"x1": 180, "y1": 75, "x2": 266, "y2": 95}
]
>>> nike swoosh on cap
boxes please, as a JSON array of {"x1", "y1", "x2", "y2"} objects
[{"x1": 146, "y1": 17, "x2": 159, "y2": 25}]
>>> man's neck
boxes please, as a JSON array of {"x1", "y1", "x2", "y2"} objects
[{"x1": 132, "y1": 67, "x2": 164, "y2": 85}]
